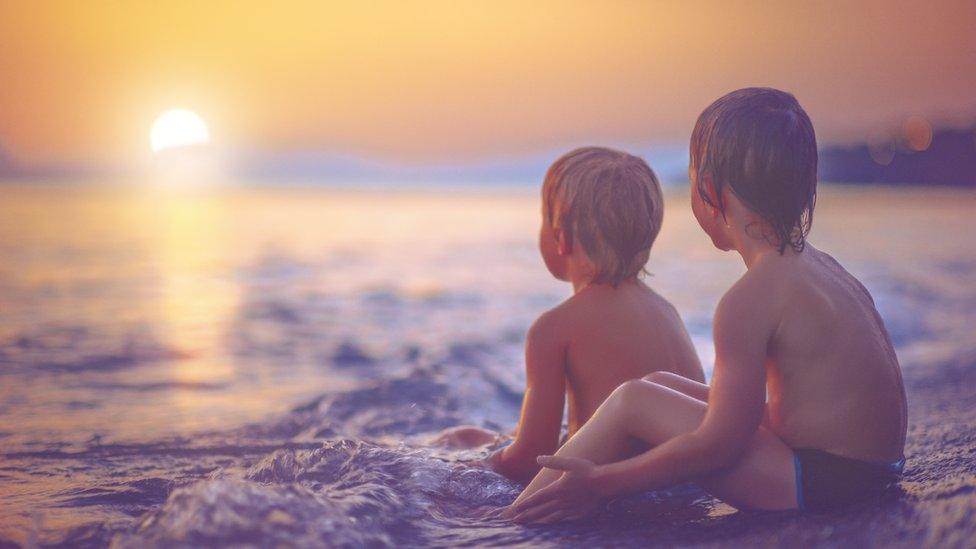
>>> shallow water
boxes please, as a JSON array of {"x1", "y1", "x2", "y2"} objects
[{"x1": 1, "y1": 183, "x2": 975, "y2": 547}]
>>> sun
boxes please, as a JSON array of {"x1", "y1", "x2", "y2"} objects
[{"x1": 150, "y1": 109, "x2": 210, "y2": 153}]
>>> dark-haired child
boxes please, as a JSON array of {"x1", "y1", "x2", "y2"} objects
[
  {"x1": 508, "y1": 88, "x2": 908, "y2": 522},
  {"x1": 435, "y1": 146, "x2": 704, "y2": 484}
]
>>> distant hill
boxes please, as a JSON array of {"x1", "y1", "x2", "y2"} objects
[
  {"x1": 0, "y1": 142, "x2": 125, "y2": 181},
  {"x1": 3, "y1": 128, "x2": 973, "y2": 187},
  {"x1": 819, "y1": 126, "x2": 976, "y2": 187},
  {"x1": 0, "y1": 159, "x2": 123, "y2": 181}
]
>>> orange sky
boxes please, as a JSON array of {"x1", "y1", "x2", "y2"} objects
[{"x1": 1, "y1": 1, "x2": 974, "y2": 164}]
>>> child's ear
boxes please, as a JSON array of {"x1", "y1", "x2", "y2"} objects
[{"x1": 555, "y1": 227, "x2": 573, "y2": 256}]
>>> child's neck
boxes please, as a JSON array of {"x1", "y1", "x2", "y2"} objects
[
  {"x1": 736, "y1": 242, "x2": 778, "y2": 269},
  {"x1": 571, "y1": 276, "x2": 640, "y2": 294},
  {"x1": 565, "y1": 259, "x2": 597, "y2": 293},
  {"x1": 733, "y1": 235, "x2": 802, "y2": 269},
  {"x1": 572, "y1": 279, "x2": 590, "y2": 293},
  {"x1": 721, "y1": 215, "x2": 791, "y2": 268}
]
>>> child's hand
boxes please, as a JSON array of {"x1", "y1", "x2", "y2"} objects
[
  {"x1": 508, "y1": 455, "x2": 603, "y2": 524},
  {"x1": 431, "y1": 425, "x2": 500, "y2": 449}
]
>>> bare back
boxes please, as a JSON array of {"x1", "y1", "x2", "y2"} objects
[
  {"x1": 556, "y1": 281, "x2": 704, "y2": 434},
  {"x1": 760, "y1": 246, "x2": 907, "y2": 462}
]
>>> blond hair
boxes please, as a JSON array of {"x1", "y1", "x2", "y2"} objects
[{"x1": 542, "y1": 146, "x2": 664, "y2": 286}]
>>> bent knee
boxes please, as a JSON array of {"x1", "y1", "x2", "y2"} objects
[
  {"x1": 604, "y1": 378, "x2": 705, "y2": 440},
  {"x1": 609, "y1": 378, "x2": 661, "y2": 407},
  {"x1": 642, "y1": 370, "x2": 683, "y2": 385}
]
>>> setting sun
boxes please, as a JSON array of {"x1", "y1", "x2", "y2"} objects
[{"x1": 150, "y1": 109, "x2": 210, "y2": 153}]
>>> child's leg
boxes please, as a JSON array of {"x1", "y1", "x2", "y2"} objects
[
  {"x1": 642, "y1": 372, "x2": 779, "y2": 430},
  {"x1": 642, "y1": 371, "x2": 709, "y2": 401},
  {"x1": 513, "y1": 379, "x2": 796, "y2": 511}
]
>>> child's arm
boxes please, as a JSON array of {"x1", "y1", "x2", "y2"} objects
[{"x1": 490, "y1": 313, "x2": 567, "y2": 484}]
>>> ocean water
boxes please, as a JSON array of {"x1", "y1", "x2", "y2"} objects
[{"x1": 1, "y1": 183, "x2": 975, "y2": 547}]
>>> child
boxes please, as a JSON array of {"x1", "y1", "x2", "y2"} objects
[
  {"x1": 435, "y1": 146, "x2": 704, "y2": 484},
  {"x1": 507, "y1": 88, "x2": 908, "y2": 522}
]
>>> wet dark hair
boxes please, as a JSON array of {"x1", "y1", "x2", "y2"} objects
[{"x1": 690, "y1": 87, "x2": 818, "y2": 253}]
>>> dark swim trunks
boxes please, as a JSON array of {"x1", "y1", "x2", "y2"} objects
[{"x1": 793, "y1": 448, "x2": 905, "y2": 511}]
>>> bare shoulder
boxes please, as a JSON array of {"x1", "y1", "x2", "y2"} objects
[
  {"x1": 812, "y1": 247, "x2": 877, "y2": 305},
  {"x1": 715, "y1": 262, "x2": 786, "y2": 339},
  {"x1": 521, "y1": 302, "x2": 573, "y2": 380},
  {"x1": 526, "y1": 290, "x2": 608, "y2": 357},
  {"x1": 719, "y1": 261, "x2": 781, "y2": 310},
  {"x1": 539, "y1": 287, "x2": 605, "y2": 326},
  {"x1": 526, "y1": 301, "x2": 573, "y2": 349}
]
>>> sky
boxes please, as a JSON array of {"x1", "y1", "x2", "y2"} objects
[{"x1": 0, "y1": 1, "x2": 974, "y2": 167}]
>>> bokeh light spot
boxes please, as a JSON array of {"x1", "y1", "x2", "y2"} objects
[
  {"x1": 903, "y1": 116, "x2": 933, "y2": 152},
  {"x1": 868, "y1": 130, "x2": 895, "y2": 165}
]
